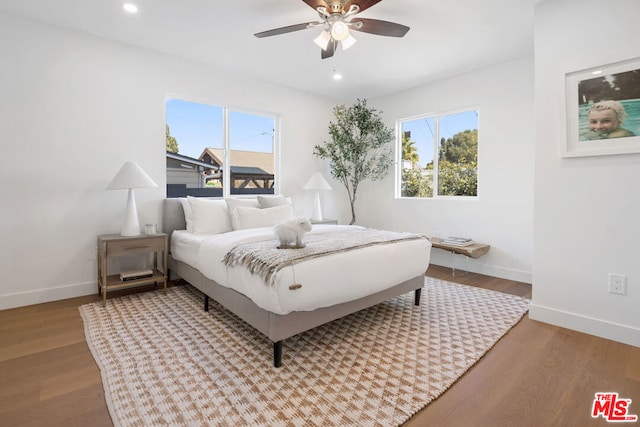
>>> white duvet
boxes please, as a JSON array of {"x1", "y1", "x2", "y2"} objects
[{"x1": 172, "y1": 225, "x2": 431, "y2": 315}]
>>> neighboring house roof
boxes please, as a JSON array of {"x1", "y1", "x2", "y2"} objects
[
  {"x1": 200, "y1": 148, "x2": 274, "y2": 175},
  {"x1": 230, "y1": 166, "x2": 271, "y2": 175},
  {"x1": 166, "y1": 151, "x2": 220, "y2": 170}
]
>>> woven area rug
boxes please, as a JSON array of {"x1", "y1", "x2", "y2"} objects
[{"x1": 79, "y1": 277, "x2": 529, "y2": 427}]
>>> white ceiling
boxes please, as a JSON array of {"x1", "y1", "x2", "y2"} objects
[{"x1": 0, "y1": 0, "x2": 541, "y2": 102}]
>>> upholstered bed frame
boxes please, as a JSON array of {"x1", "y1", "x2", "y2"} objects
[{"x1": 163, "y1": 198, "x2": 425, "y2": 367}]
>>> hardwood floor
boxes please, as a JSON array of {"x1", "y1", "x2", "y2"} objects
[{"x1": 1, "y1": 267, "x2": 638, "y2": 426}]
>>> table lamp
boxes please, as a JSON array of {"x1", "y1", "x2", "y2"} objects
[
  {"x1": 303, "y1": 172, "x2": 332, "y2": 221},
  {"x1": 107, "y1": 161, "x2": 158, "y2": 236}
]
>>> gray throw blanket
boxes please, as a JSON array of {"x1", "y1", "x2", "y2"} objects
[{"x1": 222, "y1": 228, "x2": 427, "y2": 286}]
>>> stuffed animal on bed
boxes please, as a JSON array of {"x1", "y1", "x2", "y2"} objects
[{"x1": 274, "y1": 217, "x2": 312, "y2": 249}]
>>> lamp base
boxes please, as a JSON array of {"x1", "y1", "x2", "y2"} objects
[
  {"x1": 310, "y1": 191, "x2": 323, "y2": 222},
  {"x1": 120, "y1": 189, "x2": 141, "y2": 236}
]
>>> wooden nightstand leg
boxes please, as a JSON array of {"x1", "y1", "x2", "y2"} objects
[
  {"x1": 98, "y1": 245, "x2": 108, "y2": 306},
  {"x1": 163, "y1": 243, "x2": 168, "y2": 294},
  {"x1": 97, "y1": 248, "x2": 103, "y2": 297},
  {"x1": 163, "y1": 272, "x2": 167, "y2": 294}
]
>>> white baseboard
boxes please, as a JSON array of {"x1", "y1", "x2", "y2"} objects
[
  {"x1": 429, "y1": 254, "x2": 532, "y2": 284},
  {"x1": 530, "y1": 303, "x2": 640, "y2": 348},
  {"x1": 0, "y1": 281, "x2": 96, "y2": 310}
]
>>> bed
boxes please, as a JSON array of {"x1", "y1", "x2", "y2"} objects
[{"x1": 163, "y1": 197, "x2": 431, "y2": 367}]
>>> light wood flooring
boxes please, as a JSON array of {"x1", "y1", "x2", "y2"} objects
[{"x1": 0, "y1": 265, "x2": 638, "y2": 426}]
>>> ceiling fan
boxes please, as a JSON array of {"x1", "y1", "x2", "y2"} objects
[{"x1": 254, "y1": 0, "x2": 410, "y2": 59}]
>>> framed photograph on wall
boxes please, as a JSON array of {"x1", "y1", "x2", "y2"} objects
[{"x1": 564, "y1": 57, "x2": 640, "y2": 157}]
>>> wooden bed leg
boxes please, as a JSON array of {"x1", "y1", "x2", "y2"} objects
[
  {"x1": 273, "y1": 341, "x2": 283, "y2": 368},
  {"x1": 204, "y1": 295, "x2": 209, "y2": 312},
  {"x1": 414, "y1": 288, "x2": 422, "y2": 306}
]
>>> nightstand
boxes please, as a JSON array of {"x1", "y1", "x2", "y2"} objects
[
  {"x1": 429, "y1": 237, "x2": 490, "y2": 276},
  {"x1": 97, "y1": 233, "x2": 168, "y2": 306},
  {"x1": 310, "y1": 218, "x2": 338, "y2": 225}
]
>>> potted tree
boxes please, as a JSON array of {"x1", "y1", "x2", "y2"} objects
[{"x1": 313, "y1": 99, "x2": 393, "y2": 225}]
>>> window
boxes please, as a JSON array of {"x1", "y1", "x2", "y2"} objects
[
  {"x1": 165, "y1": 98, "x2": 277, "y2": 198},
  {"x1": 398, "y1": 109, "x2": 478, "y2": 198}
]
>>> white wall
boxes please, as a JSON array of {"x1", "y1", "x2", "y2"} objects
[
  {"x1": 356, "y1": 57, "x2": 535, "y2": 283},
  {"x1": 6, "y1": 1, "x2": 638, "y2": 349},
  {"x1": 0, "y1": 13, "x2": 335, "y2": 309},
  {"x1": 531, "y1": 0, "x2": 640, "y2": 346}
]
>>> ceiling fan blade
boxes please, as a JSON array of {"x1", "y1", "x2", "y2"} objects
[
  {"x1": 344, "y1": 0, "x2": 383, "y2": 13},
  {"x1": 321, "y1": 39, "x2": 337, "y2": 59},
  {"x1": 351, "y1": 18, "x2": 410, "y2": 37},
  {"x1": 254, "y1": 22, "x2": 317, "y2": 38}
]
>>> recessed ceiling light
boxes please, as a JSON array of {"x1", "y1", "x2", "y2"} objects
[
  {"x1": 592, "y1": 70, "x2": 602, "y2": 75},
  {"x1": 123, "y1": 3, "x2": 139, "y2": 14},
  {"x1": 332, "y1": 66, "x2": 343, "y2": 81}
]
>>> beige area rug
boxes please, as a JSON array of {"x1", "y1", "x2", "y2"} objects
[{"x1": 79, "y1": 277, "x2": 529, "y2": 427}]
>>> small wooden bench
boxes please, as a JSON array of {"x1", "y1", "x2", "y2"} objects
[{"x1": 430, "y1": 237, "x2": 490, "y2": 275}]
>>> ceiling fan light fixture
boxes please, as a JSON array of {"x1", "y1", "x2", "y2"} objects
[
  {"x1": 313, "y1": 30, "x2": 331, "y2": 50},
  {"x1": 341, "y1": 33, "x2": 357, "y2": 50},
  {"x1": 331, "y1": 20, "x2": 349, "y2": 41},
  {"x1": 255, "y1": 1, "x2": 410, "y2": 61}
]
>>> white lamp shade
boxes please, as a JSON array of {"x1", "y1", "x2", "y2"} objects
[
  {"x1": 341, "y1": 33, "x2": 357, "y2": 50},
  {"x1": 107, "y1": 161, "x2": 158, "y2": 190},
  {"x1": 314, "y1": 30, "x2": 331, "y2": 50},
  {"x1": 107, "y1": 162, "x2": 157, "y2": 236},
  {"x1": 303, "y1": 172, "x2": 332, "y2": 190}
]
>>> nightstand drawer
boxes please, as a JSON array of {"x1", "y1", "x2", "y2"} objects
[{"x1": 107, "y1": 237, "x2": 165, "y2": 257}]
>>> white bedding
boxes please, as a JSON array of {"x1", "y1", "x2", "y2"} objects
[
  {"x1": 171, "y1": 230, "x2": 208, "y2": 270},
  {"x1": 172, "y1": 225, "x2": 431, "y2": 315}
]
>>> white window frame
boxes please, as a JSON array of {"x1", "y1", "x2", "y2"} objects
[
  {"x1": 166, "y1": 94, "x2": 280, "y2": 198},
  {"x1": 395, "y1": 106, "x2": 479, "y2": 200}
]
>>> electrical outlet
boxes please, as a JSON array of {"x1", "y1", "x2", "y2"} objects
[{"x1": 608, "y1": 273, "x2": 626, "y2": 295}]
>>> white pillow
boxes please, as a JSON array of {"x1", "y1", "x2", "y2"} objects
[
  {"x1": 231, "y1": 204, "x2": 294, "y2": 231},
  {"x1": 179, "y1": 198, "x2": 194, "y2": 232},
  {"x1": 187, "y1": 196, "x2": 232, "y2": 234},
  {"x1": 225, "y1": 198, "x2": 260, "y2": 216},
  {"x1": 257, "y1": 195, "x2": 292, "y2": 209}
]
